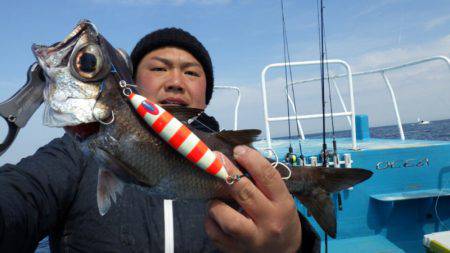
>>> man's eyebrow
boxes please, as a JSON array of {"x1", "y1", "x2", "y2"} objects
[
  {"x1": 150, "y1": 56, "x2": 202, "y2": 69},
  {"x1": 151, "y1": 56, "x2": 173, "y2": 67},
  {"x1": 180, "y1": 62, "x2": 202, "y2": 69}
]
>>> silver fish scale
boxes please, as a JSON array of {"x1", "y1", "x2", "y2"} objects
[{"x1": 45, "y1": 68, "x2": 100, "y2": 113}]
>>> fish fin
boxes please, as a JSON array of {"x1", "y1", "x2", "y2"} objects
[
  {"x1": 215, "y1": 129, "x2": 262, "y2": 146},
  {"x1": 161, "y1": 105, "x2": 204, "y2": 121},
  {"x1": 286, "y1": 166, "x2": 372, "y2": 238},
  {"x1": 308, "y1": 167, "x2": 373, "y2": 193},
  {"x1": 97, "y1": 168, "x2": 125, "y2": 216},
  {"x1": 93, "y1": 147, "x2": 137, "y2": 216},
  {"x1": 94, "y1": 147, "x2": 137, "y2": 184},
  {"x1": 293, "y1": 190, "x2": 336, "y2": 238},
  {"x1": 324, "y1": 167, "x2": 373, "y2": 192}
]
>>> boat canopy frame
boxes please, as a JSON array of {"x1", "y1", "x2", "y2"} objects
[
  {"x1": 261, "y1": 59, "x2": 357, "y2": 150},
  {"x1": 213, "y1": 85, "x2": 241, "y2": 130},
  {"x1": 260, "y1": 55, "x2": 450, "y2": 151},
  {"x1": 292, "y1": 55, "x2": 450, "y2": 141}
]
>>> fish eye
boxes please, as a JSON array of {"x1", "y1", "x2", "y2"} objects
[{"x1": 73, "y1": 44, "x2": 103, "y2": 79}]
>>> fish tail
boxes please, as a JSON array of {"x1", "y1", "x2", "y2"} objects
[{"x1": 280, "y1": 165, "x2": 372, "y2": 238}]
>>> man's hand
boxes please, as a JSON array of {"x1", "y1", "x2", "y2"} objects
[{"x1": 205, "y1": 145, "x2": 302, "y2": 253}]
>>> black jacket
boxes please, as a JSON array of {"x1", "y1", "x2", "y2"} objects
[{"x1": 0, "y1": 114, "x2": 320, "y2": 252}]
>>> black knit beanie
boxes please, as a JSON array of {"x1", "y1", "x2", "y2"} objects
[{"x1": 131, "y1": 28, "x2": 214, "y2": 105}]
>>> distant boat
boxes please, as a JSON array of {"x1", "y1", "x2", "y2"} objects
[{"x1": 417, "y1": 117, "x2": 430, "y2": 125}]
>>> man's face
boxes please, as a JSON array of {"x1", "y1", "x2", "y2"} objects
[{"x1": 135, "y1": 47, "x2": 207, "y2": 109}]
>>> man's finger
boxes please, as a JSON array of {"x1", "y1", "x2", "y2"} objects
[
  {"x1": 233, "y1": 145, "x2": 289, "y2": 202},
  {"x1": 204, "y1": 214, "x2": 235, "y2": 251},
  {"x1": 207, "y1": 199, "x2": 256, "y2": 239},
  {"x1": 216, "y1": 152, "x2": 271, "y2": 219}
]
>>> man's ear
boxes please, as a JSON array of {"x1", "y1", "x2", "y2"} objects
[{"x1": 116, "y1": 48, "x2": 133, "y2": 76}]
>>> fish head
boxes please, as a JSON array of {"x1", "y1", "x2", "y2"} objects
[{"x1": 32, "y1": 20, "x2": 113, "y2": 126}]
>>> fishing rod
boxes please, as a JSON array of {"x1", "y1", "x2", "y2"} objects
[
  {"x1": 318, "y1": 0, "x2": 328, "y2": 167},
  {"x1": 280, "y1": 0, "x2": 304, "y2": 166},
  {"x1": 319, "y1": 0, "x2": 343, "y2": 212},
  {"x1": 325, "y1": 41, "x2": 343, "y2": 211},
  {"x1": 318, "y1": 0, "x2": 329, "y2": 251}
]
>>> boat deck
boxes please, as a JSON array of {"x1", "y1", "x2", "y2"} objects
[
  {"x1": 254, "y1": 137, "x2": 450, "y2": 157},
  {"x1": 254, "y1": 137, "x2": 450, "y2": 252}
]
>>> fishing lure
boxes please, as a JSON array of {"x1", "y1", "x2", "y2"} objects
[{"x1": 122, "y1": 84, "x2": 235, "y2": 183}]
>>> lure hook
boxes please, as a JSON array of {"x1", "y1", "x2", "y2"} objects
[
  {"x1": 94, "y1": 110, "x2": 115, "y2": 125},
  {"x1": 226, "y1": 174, "x2": 244, "y2": 185},
  {"x1": 263, "y1": 148, "x2": 292, "y2": 180}
]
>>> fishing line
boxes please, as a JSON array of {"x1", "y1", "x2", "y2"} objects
[
  {"x1": 108, "y1": 39, "x2": 281, "y2": 184},
  {"x1": 108, "y1": 42, "x2": 239, "y2": 184},
  {"x1": 434, "y1": 179, "x2": 450, "y2": 230},
  {"x1": 107, "y1": 40, "x2": 219, "y2": 134},
  {"x1": 104, "y1": 39, "x2": 249, "y2": 190},
  {"x1": 92, "y1": 80, "x2": 115, "y2": 125},
  {"x1": 280, "y1": 0, "x2": 293, "y2": 152},
  {"x1": 132, "y1": 85, "x2": 214, "y2": 132},
  {"x1": 187, "y1": 115, "x2": 217, "y2": 133},
  {"x1": 113, "y1": 68, "x2": 209, "y2": 131},
  {"x1": 116, "y1": 61, "x2": 234, "y2": 135},
  {"x1": 110, "y1": 63, "x2": 127, "y2": 87}
]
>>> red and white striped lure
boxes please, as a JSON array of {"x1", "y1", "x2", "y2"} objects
[{"x1": 127, "y1": 91, "x2": 230, "y2": 182}]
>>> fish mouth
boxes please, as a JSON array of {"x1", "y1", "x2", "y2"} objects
[
  {"x1": 31, "y1": 19, "x2": 97, "y2": 61},
  {"x1": 159, "y1": 98, "x2": 188, "y2": 107}
]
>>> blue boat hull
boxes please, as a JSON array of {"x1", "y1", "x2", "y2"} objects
[{"x1": 257, "y1": 138, "x2": 450, "y2": 252}]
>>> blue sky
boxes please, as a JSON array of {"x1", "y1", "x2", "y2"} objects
[{"x1": 1, "y1": 0, "x2": 450, "y2": 163}]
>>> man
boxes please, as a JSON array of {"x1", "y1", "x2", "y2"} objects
[{"x1": 0, "y1": 28, "x2": 319, "y2": 252}]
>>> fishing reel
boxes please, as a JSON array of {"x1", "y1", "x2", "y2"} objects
[{"x1": 285, "y1": 147, "x2": 298, "y2": 165}]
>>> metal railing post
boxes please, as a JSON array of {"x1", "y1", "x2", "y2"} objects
[
  {"x1": 214, "y1": 86, "x2": 241, "y2": 130},
  {"x1": 331, "y1": 77, "x2": 352, "y2": 126},
  {"x1": 261, "y1": 66, "x2": 273, "y2": 150},
  {"x1": 343, "y1": 62, "x2": 357, "y2": 150},
  {"x1": 380, "y1": 71, "x2": 405, "y2": 140},
  {"x1": 285, "y1": 91, "x2": 305, "y2": 139}
]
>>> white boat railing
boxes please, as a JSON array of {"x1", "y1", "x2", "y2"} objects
[
  {"x1": 261, "y1": 59, "x2": 357, "y2": 150},
  {"x1": 214, "y1": 85, "x2": 241, "y2": 130},
  {"x1": 293, "y1": 55, "x2": 450, "y2": 141}
]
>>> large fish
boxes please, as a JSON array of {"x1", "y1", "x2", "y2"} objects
[{"x1": 32, "y1": 20, "x2": 372, "y2": 238}]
